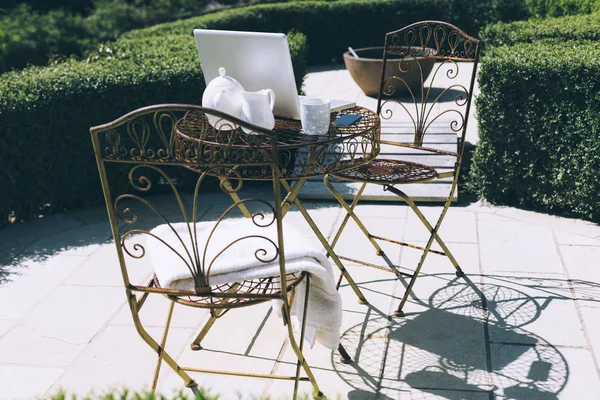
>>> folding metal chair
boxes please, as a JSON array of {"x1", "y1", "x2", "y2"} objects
[
  {"x1": 91, "y1": 104, "x2": 351, "y2": 399},
  {"x1": 324, "y1": 21, "x2": 481, "y2": 316}
]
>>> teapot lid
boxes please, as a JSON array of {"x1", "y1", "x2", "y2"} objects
[{"x1": 208, "y1": 67, "x2": 243, "y2": 88}]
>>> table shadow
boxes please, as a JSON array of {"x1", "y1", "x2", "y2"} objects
[{"x1": 332, "y1": 272, "x2": 580, "y2": 399}]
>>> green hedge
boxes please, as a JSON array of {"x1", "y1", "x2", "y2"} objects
[
  {"x1": 0, "y1": 31, "x2": 307, "y2": 226},
  {"x1": 0, "y1": 0, "x2": 95, "y2": 14},
  {"x1": 49, "y1": 388, "x2": 218, "y2": 399},
  {"x1": 525, "y1": 0, "x2": 600, "y2": 17},
  {"x1": 1, "y1": 0, "x2": 529, "y2": 73},
  {"x1": 0, "y1": 5, "x2": 90, "y2": 72},
  {"x1": 0, "y1": 0, "x2": 241, "y2": 73},
  {"x1": 469, "y1": 40, "x2": 600, "y2": 221},
  {"x1": 124, "y1": 0, "x2": 526, "y2": 65},
  {"x1": 481, "y1": 11, "x2": 600, "y2": 47}
]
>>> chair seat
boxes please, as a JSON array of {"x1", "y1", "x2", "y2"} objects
[
  {"x1": 331, "y1": 159, "x2": 438, "y2": 184},
  {"x1": 144, "y1": 220, "x2": 313, "y2": 309},
  {"x1": 152, "y1": 271, "x2": 306, "y2": 309}
]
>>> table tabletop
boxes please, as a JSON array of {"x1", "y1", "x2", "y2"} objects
[{"x1": 175, "y1": 106, "x2": 380, "y2": 180}]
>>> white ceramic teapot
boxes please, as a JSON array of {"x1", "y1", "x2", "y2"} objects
[
  {"x1": 240, "y1": 89, "x2": 276, "y2": 133},
  {"x1": 202, "y1": 67, "x2": 245, "y2": 129}
]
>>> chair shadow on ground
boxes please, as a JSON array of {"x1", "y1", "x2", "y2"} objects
[{"x1": 332, "y1": 270, "x2": 600, "y2": 399}]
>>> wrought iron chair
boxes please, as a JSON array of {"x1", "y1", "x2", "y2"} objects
[
  {"x1": 324, "y1": 21, "x2": 481, "y2": 316},
  {"x1": 91, "y1": 104, "x2": 347, "y2": 399}
]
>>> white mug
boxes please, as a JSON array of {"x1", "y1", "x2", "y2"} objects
[{"x1": 300, "y1": 97, "x2": 331, "y2": 135}]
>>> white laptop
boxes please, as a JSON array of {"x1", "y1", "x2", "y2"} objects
[{"x1": 193, "y1": 29, "x2": 354, "y2": 120}]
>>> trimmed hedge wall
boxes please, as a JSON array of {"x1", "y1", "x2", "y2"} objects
[
  {"x1": 525, "y1": 0, "x2": 600, "y2": 17},
  {"x1": 481, "y1": 11, "x2": 600, "y2": 47},
  {"x1": 0, "y1": 5, "x2": 90, "y2": 73},
  {"x1": 124, "y1": 0, "x2": 528, "y2": 65},
  {"x1": 0, "y1": 0, "x2": 242, "y2": 73},
  {"x1": 0, "y1": 0, "x2": 528, "y2": 74},
  {"x1": 469, "y1": 40, "x2": 600, "y2": 221},
  {"x1": 0, "y1": 32, "x2": 307, "y2": 226}
]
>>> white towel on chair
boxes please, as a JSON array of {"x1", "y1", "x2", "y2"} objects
[{"x1": 145, "y1": 218, "x2": 342, "y2": 350}]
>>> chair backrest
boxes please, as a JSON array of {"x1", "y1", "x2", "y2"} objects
[
  {"x1": 90, "y1": 104, "x2": 291, "y2": 300},
  {"x1": 376, "y1": 21, "x2": 481, "y2": 161}
]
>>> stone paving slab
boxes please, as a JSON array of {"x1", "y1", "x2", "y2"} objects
[
  {"x1": 490, "y1": 344, "x2": 600, "y2": 399},
  {"x1": 0, "y1": 214, "x2": 84, "y2": 252},
  {"x1": 482, "y1": 273, "x2": 587, "y2": 348},
  {"x1": 48, "y1": 325, "x2": 195, "y2": 397},
  {"x1": 579, "y1": 307, "x2": 600, "y2": 372},
  {"x1": 0, "y1": 324, "x2": 86, "y2": 368},
  {"x1": 0, "y1": 365, "x2": 64, "y2": 400},
  {"x1": 0, "y1": 320, "x2": 14, "y2": 338},
  {"x1": 0, "y1": 254, "x2": 88, "y2": 321},
  {"x1": 478, "y1": 218, "x2": 564, "y2": 274}
]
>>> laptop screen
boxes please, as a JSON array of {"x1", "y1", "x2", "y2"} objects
[{"x1": 194, "y1": 29, "x2": 301, "y2": 119}]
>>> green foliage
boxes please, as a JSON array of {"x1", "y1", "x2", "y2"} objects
[
  {"x1": 0, "y1": 0, "x2": 238, "y2": 73},
  {"x1": 123, "y1": 0, "x2": 521, "y2": 65},
  {"x1": 0, "y1": 5, "x2": 89, "y2": 72},
  {"x1": 0, "y1": 31, "x2": 307, "y2": 226},
  {"x1": 469, "y1": 40, "x2": 600, "y2": 221},
  {"x1": 525, "y1": 0, "x2": 600, "y2": 17},
  {"x1": 0, "y1": 0, "x2": 531, "y2": 73},
  {"x1": 48, "y1": 388, "x2": 219, "y2": 399},
  {"x1": 84, "y1": 0, "x2": 238, "y2": 43},
  {"x1": 0, "y1": 0, "x2": 96, "y2": 14},
  {"x1": 481, "y1": 11, "x2": 600, "y2": 47}
]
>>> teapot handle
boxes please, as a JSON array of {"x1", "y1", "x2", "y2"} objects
[{"x1": 262, "y1": 89, "x2": 276, "y2": 111}]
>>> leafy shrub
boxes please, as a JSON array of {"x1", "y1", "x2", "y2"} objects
[
  {"x1": 1, "y1": 0, "x2": 530, "y2": 73},
  {"x1": 48, "y1": 388, "x2": 219, "y2": 399},
  {"x1": 0, "y1": 5, "x2": 89, "y2": 73},
  {"x1": 0, "y1": 0, "x2": 96, "y2": 14},
  {"x1": 0, "y1": 31, "x2": 307, "y2": 226},
  {"x1": 469, "y1": 40, "x2": 600, "y2": 221},
  {"x1": 84, "y1": 0, "x2": 240, "y2": 43},
  {"x1": 481, "y1": 11, "x2": 600, "y2": 47},
  {"x1": 525, "y1": 0, "x2": 600, "y2": 17},
  {"x1": 124, "y1": 0, "x2": 518, "y2": 65},
  {"x1": 0, "y1": 0, "x2": 240, "y2": 73}
]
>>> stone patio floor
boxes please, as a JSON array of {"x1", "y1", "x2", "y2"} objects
[{"x1": 1, "y1": 66, "x2": 600, "y2": 400}]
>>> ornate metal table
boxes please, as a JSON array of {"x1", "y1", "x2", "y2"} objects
[{"x1": 175, "y1": 106, "x2": 381, "y2": 303}]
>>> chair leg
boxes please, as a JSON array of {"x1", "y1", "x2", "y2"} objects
[
  {"x1": 281, "y1": 179, "x2": 368, "y2": 304},
  {"x1": 325, "y1": 176, "x2": 384, "y2": 256},
  {"x1": 190, "y1": 284, "x2": 241, "y2": 350},
  {"x1": 338, "y1": 343, "x2": 353, "y2": 364},
  {"x1": 393, "y1": 231, "x2": 435, "y2": 317},
  {"x1": 386, "y1": 187, "x2": 464, "y2": 316},
  {"x1": 220, "y1": 177, "x2": 252, "y2": 218},
  {"x1": 152, "y1": 300, "x2": 175, "y2": 391},
  {"x1": 286, "y1": 275, "x2": 325, "y2": 399},
  {"x1": 386, "y1": 185, "x2": 464, "y2": 277},
  {"x1": 293, "y1": 275, "x2": 310, "y2": 399},
  {"x1": 190, "y1": 309, "x2": 221, "y2": 351},
  {"x1": 127, "y1": 292, "x2": 198, "y2": 392}
]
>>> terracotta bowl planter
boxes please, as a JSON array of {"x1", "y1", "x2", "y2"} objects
[{"x1": 343, "y1": 47, "x2": 436, "y2": 98}]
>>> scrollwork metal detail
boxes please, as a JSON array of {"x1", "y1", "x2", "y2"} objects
[
  {"x1": 387, "y1": 21, "x2": 479, "y2": 60},
  {"x1": 99, "y1": 109, "x2": 183, "y2": 162},
  {"x1": 113, "y1": 165, "x2": 292, "y2": 302},
  {"x1": 379, "y1": 22, "x2": 480, "y2": 147},
  {"x1": 175, "y1": 107, "x2": 380, "y2": 180}
]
